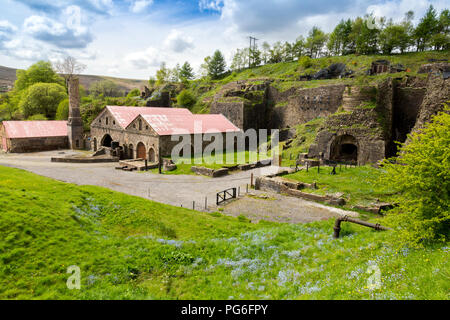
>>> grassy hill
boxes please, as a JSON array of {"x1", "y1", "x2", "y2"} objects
[
  {"x1": 0, "y1": 65, "x2": 147, "y2": 93},
  {"x1": 0, "y1": 165, "x2": 448, "y2": 300}
]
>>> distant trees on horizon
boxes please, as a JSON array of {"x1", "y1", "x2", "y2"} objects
[{"x1": 153, "y1": 5, "x2": 449, "y2": 82}]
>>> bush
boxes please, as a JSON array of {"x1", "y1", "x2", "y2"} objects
[
  {"x1": 127, "y1": 89, "x2": 141, "y2": 98},
  {"x1": 176, "y1": 89, "x2": 197, "y2": 110},
  {"x1": 19, "y1": 83, "x2": 67, "y2": 119},
  {"x1": 27, "y1": 114, "x2": 48, "y2": 120},
  {"x1": 298, "y1": 56, "x2": 313, "y2": 69},
  {"x1": 381, "y1": 106, "x2": 450, "y2": 247},
  {"x1": 55, "y1": 99, "x2": 69, "y2": 120}
]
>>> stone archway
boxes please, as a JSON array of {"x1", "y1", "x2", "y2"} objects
[
  {"x1": 148, "y1": 148, "x2": 156, "y2": 162},
  {"x1": 330, "y1": 134, "x2": 358, "y2": 163},
  {"x1": 101, "y1": 134, "x2": 113, "y2": 147},
  {"x1": 137, "y1": 142, "x2": 147, "y2": 160}
]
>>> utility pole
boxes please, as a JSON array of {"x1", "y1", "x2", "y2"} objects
[{"x1": 248, "y1": 36, "x2": 259, "y2": 69}]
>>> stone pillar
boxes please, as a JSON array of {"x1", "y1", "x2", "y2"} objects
[{"x1": 67, "y1": 77, "x2": 84, "y2": 149}]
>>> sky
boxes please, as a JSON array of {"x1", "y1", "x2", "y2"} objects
[{"x1": 0, "y1": 0, "x2": 448, "y2": 80}]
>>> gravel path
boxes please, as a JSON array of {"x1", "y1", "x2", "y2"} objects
[{"x1": 0, "y1": 150, "x2": 358, "y2": 223}]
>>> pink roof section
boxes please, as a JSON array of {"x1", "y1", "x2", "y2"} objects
[
  {"x1": 106, "y1": 106, "x2": 192, "y2": 129},
  {"x1": 2, "y1": 121, "x2": 68, "y2": 139},
  {"x1": 140, "y1": 113, "x2": 240, "y2": 136}
]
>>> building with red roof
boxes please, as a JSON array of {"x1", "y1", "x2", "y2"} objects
[
  {"x1": 90, "y1": 106, "x2": 240, "y2": 161},
  {"x1": 0, "y1": 121, "x2": 69, "y2": 153}
]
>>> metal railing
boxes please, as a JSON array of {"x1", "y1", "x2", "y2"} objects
[{"x1": 216, "y1": 188, "x2": 237, "y2": 205}]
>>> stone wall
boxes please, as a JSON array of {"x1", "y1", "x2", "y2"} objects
[
  {"x1": 268, "y1": 85, "x2": 345, "y2": 129},
  {"x1": 7, "y1": 136, "x2": 68, "y2": 153}
]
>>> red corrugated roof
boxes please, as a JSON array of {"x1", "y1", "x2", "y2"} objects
[
  {"x1": 106, "y1": 106, "x2": 192, "y2": 129},
  {"x1": 139, "y1": 113, "x2": 240, "y2": 136},
  {"x1": 2, "y1": 121, "x2": 68, "y2": 139}
]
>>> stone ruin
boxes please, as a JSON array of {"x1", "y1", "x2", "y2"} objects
[{"x1": 209, "y1": 61, "x2": 450, "y2": 165}]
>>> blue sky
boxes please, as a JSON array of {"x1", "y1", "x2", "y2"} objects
[{"x1": 0, "y1": 0, "x2": 448, "y2": 79}]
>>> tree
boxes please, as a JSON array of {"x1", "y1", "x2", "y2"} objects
[
  {"x1": 249, "y1": 45, "x2": 262, "y2": 67},
  {"x1": 207, "y1": 50, "x2": 227, "y2": 80},
  {"x1": 292, "y1": 36, "x2": 305, "y2": 59},
  {"x1": 231, "y1": 49, "x2": 248, "y2": 72},
  {"x1": 90, "y1": 80, "x2": 121, "y2": 97},
  {"x1": 327, "y1": 19, "x2": 353, "y2": 55},
  {"x1": 14, "y1": 61, "x2": 64, "y2": 92},
  {"x1": 269, "y1": 41, "x2": 284, "y2": 63},
  {"x1": 305, "y1": 27, "x2": 328, "y2": 58},
  {"x1": 53, "y1": 56, "x2": 86, "y2": 88},
  {"x1": 414, "y1": 5, "x2": 439, "y2": 51},
  {"x1": 179, "y1": 62, "x2": 195, "y2": 80},
  {"x1": 19, "y1": 83, "x2": 67, "y2": 119},
  {"x1": 381, "y1": 107, "x2": 450, "y2": 247},
  {"x1": 379, "y1": 20, "x2": 411, "y2": 54},
  {"x1": 352, "y1": 14, "x2": 381, "y2": 55},
  {"x1": 55, "y1": 98, "x2": 69, "y2": 120},
  {"x1": 176, "y1": 89, "x2": 197, "y2": 109},
  {"x1": 127, "y1": 89, "x2": 141, "y2": 98},
  {"x1": 432, "y1": 9, "x2": 450, "y2": 50},
  {"x1": 261, "y1": 42, "x2": 271, "y2": 64},
  {"x1": 156, "y1": 62, "x2": 170, "y2": 85}
]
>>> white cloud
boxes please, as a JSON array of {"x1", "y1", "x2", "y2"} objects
[
  {"x1": 125, "y1": 46, "x2": 162, "y2": 69},
  {"x1": 366, "y1": 0, "x2": 448, "y2": 24},
  {"x1": 164, "y1": 29, "x2": 194, "y2": 53},
  {"x1": 23, "y1": 15, "x2": 93, "y2": 49},
  {"x1": 130, "y1": 0, "x2": 154, "y2": 13}
]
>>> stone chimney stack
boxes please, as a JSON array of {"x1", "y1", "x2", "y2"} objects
[{"x1": 67, "y1": 77, "x2": 84, "y2": 149}]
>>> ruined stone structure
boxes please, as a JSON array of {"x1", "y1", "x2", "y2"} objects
[
  {"x1": 90, "y1": 106, "x2": 240, "y2": 161},
  {"x1": 209, "y1": 61, "x2": 449, "y2": 165},
  {"x1": 67, "y1": 78, "x2": 84, "y2": 149}
]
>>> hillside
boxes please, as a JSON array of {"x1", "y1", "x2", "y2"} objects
[
  {"x1": 0, "y1": 65, "x2": 148, "y2": 93},
  {"x1": 0, "y1": 165, "x2": 448, "y2": 300}
]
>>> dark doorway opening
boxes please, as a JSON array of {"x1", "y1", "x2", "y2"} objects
[
  {"x1": 101, "y1": 134, "x2": 112, "y2": 147},
  {"x1": 330, "y1": 135, "x2": 358, "y2": 163}
]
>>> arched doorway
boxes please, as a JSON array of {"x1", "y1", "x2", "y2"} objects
[
  {"x1": 330, "y1": 134, "x2": 358, "y2": 163},
  {"x1": 129, "y1": 144, "x2": 134, "y2": 159},
  {"x1": 137, "y1": 142, "x2": 147, "y2": 160},
  {"x1": 93, "y1": 138, "x2": 97, "y2": 152},
  {"x1": 101, "y1": 134, "x2": 113, "y2": 147},
  {"x1": 148, "y1": 148, "x2": 156, "y2": 162}
]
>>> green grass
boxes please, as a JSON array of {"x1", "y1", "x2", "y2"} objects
[
  {"x1": 0, "y1": 165, "x2": 448, "y2": 300},
  {"x1": 151, "y1": 150, "x2": 271, "y2": 175},
  {"x1": 281, "y1": 117, "x2": 326, "y2": 167},
  {"x1": 284, "y1": 165, "x2": 395, "y2": 207}
]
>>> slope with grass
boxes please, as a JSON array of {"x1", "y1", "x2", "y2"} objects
[{"x1": 0, "y1": 165, "x2": 448, "y2": 300}]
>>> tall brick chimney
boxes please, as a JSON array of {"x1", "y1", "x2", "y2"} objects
[{"x1": 67, "y1": 77, "x2": 84, "y2": 149}]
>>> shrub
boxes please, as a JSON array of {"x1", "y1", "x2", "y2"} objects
[
  {"x1": 55, "y1": 99, "x2": 69, "y2": 120},
  {"x1": 381, "y1": 106, "x2": 450, "y2": 247},
  {"x1": 298, "y1": 56, "x2": 313, "y2": 69},
  {"x1": 176, "y1": 89, "x2": 197, "y2": 110}
]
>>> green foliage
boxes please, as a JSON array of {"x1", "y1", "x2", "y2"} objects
[
  {"x1": 0, "y1": 165, "x2": 448, "y2": 299},
  {"x1": 298, "y1": 56, "x2": 313, "y2": 69},
  {"x1": 127, "y1": 89, "x2": 141, "y2": 98},
  {"x1": 14, "y1": 61, "x2": 63, "y2": 92},
  {"x1": 381, "y1": 107, "x2": 450, "y2": 247},
  {"x1": 179, "y1": 62, "x2": 195, "y2": 80},
  {"x1": 90, "y1": 80, "x2": 122, "y2": 97},
  {"x1": 55, "y1": 99, "x2": 69, "y2": 120},
  {"x1": 305, "y1": 26, "x2": 328, "y2": 58},
  {"x1": 27, "y1": 114, "x2": 48, "y2": 120},
  {"x1": 176, "y1": 89, "x2": 197, "y2": 109},
  {"x1": 18, "y1": 83, "x2": 67, "y2": 119},
  {"x1": 208, "y1": 50, "x2": 227, "y2": 80}
]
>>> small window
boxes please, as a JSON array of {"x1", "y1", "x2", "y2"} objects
[
  {"x1": 146, "y1": 125, "x2": 149, "y2": 130},
  {"x1": 106, "y1": 117, "x2": 109, "y2": 125},
  {"x1": 133, "y1": 124, "x2": 136, "y2": 128},
  {"x1": 113, "y1": 120, "x2": 115, "y2": 125},
  {"x1": 99, "y1": 119, "x2": 101, "y2": 123},
  {"x1": 139, "y1": 120, "x2": 142, "y2": 130}
]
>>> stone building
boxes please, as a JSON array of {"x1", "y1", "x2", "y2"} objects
[
  {"x1": 0, "y1": 121, "x2": 68, "y2": 153},
  {"x1": 90, "y1": 106, "x2": 240, "y2": 161}
]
